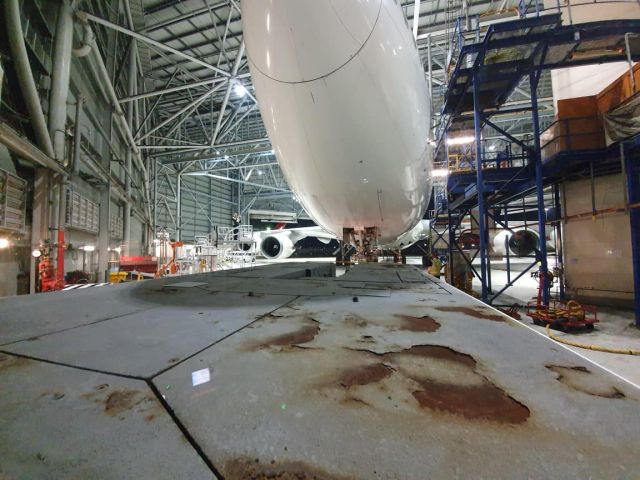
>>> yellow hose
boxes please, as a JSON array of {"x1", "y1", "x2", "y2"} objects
[{"x1": 546, "y1": 324, "x2": 640, "y2": 356}]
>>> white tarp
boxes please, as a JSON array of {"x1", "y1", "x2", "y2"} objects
[{"x1": 604, "y1": 93, "x2": 640, "y2": 146}]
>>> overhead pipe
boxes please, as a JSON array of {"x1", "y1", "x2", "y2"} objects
[
  {"x1": 72, "y1": 24, "x2": 94, "y2": 58},
  {"x1": 5, "y1": 0, "x2": 55, "y2": 159},
  {"x1": 0, "y1": 122, "x2": 65, "y2": 175},
  {"x1": 72, "y1": 97, "x2": 84, "y2": 176},
  {"x1": 49, "y1": 0, "x2": 74, "y2": 162}
]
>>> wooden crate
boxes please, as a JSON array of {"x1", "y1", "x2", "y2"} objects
[
  {"x1": 596, "y1": 63, "x2": 640, "y2": 114},
  {"x1": 541, "y1": 96, "x2": 605, "y2": 160}
]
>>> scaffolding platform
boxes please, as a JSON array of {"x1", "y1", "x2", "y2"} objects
[
  {"x1": 434, "y1": 14, "x2": 640, "y2": 310},
  {"x1": 443, "y1": 15, "x2": 640, "y2": 116}
]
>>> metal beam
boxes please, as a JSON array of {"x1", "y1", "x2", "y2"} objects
[
  {"x1": 78, "y1": 11, "x2": 232, "y2": 78},
  {"x1": 186, "y1": 172, "x2": 290, "y2": 192}
]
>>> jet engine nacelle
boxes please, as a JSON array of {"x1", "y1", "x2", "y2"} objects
[
  {"x1": 259, "y1": 234, "x2": 296, "y2": 260},
  {"x1": 493, "y1": 229, "x2": 540, "y2": 257}
]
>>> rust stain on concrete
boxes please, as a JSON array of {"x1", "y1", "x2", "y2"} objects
[
  {"x1": 395, "y1": 314, "x2": 441, "y2": 332},
  {"x1": 248, "y1": 317, "x2": 321, "y2": 350},
  {"x1": 546, "y1": 365, "x2": 626, "y2": 399},
  {"x1": 104, "y1": 390, "x2": 145, "y2": 416},
  {"x1": 435, "y1": 306, "x2": 506, "y2": 322},
  {"x1": 224, "y1": 457, "x2": 352, "y2": 480},
  {"x1": 389, "y1": 345, "x2": 529, "y2": 423},
  {"x1": 338, "y1": 364, "x2": 394, "y2": 388}
]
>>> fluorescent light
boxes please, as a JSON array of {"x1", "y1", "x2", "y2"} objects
[
  {"x1": 257, "y1": 170, "x2": 263, "y2": 175},
  {"x1": 0, "y1": 238, "x2": 9, "y2": 249},
  {"x1": 233, "y1": 83, "x2": 247, "y2": 97},
  {"x1": 82, "y1": 245, "x2": 95, "y2": 252},
  {"x1": 432, "y1": 169, "x2": 449, "y2": 178},
  {"x1": 447, "y1": 135, "x2": 475, "y2": 146},
  {"x1": 489, "y1": 145, "x2": 496, "y2": 151},
  {"x1": 32, "y1": 249, "x2": 42, "y2": 258},
  {"x1": 113, "y1": 247, "x2": 122, "y2": 253}
]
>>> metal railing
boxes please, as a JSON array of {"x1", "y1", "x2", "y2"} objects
[{"x1": 540, "y1": 115, "x2": 605, "y2": 160}]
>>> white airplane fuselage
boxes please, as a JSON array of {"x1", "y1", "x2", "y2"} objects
[{"x1": 242, "y1": 0, "x2": 433, "y2": 245}]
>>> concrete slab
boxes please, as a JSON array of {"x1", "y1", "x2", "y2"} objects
[
  {"x1": 0, "y1": 263, "x2": 335, "y2": 347},
  {"x1": 0, "y1": 353, "x2": 214, "y2": 479},
  {"x1": 0, "y1": 282, "x2": 149, "y2": 345},
  {"x1": 155, "y1": 268, "x2": 640, "y2": 479},
  {"x1": 1, "y1": 262, "x2": 640, "y2": 479},
  {"x1": 3, "y1": 293, "x2": 295, "y2": 377}
]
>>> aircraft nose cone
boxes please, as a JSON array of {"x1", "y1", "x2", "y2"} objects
[{"x1": 242, "y1": 0, "x2": 381, "y2": 83}]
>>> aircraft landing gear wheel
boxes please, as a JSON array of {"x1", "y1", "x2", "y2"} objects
[{"x1": 584, "y1": 323, "x2": 594, "y2": 332}]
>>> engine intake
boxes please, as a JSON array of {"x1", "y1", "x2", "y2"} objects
[
  {"x1": 260, "y1": 234, "x2": 295, "y2": 260},
  {"x1": 493, "y1": 229, "x2": 540, "y2": 257}
]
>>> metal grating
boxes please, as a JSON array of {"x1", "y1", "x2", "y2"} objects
[
  {"x1": 0, "y1": 168, "x2": 27, "y2": 232},
  {"x1": 65, "y1": 190, "x2": 99, "y2": 233}
]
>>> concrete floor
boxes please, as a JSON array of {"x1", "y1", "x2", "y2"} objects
[
  {"x1": 215, "y1": 256, "x2": 640, "y2": 387},
  {"x1": 2, "y1": 262, "x2": 640, "y2": 479},
  {"x1": 465, "y1": 261, "x2": 640, "y2": 388}
]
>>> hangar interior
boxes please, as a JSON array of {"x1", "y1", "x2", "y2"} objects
[{"x1": 1, "y1": 0, "x2": 640, "y2": 478}]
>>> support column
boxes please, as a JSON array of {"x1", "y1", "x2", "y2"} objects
[
  {"x1": 176, "y1": 172, "x2": 182, "y2": 241},
  {"x1": 30, "y1": 169, "x2": 49, "y2": 293},
  {"x1": 623, "y1": 143, "x2": 640, "y2": 326},
  {"x1": 123, "y1": 40, "x2": 136, "y2": 255},
  {"x1": 473, "y1": 73, "x2": 488, "y2": 302},
  {"x1": 554, "y1": 183, "x2": 565, "y2": 300},
  {"x1": 447, "y1": 209, "x2": 456, "y2": 284},
  {"x1": 530, "y1": 72, "x2": 549, "y2": 305},
  {"x1": 153, "y1": 158, "x2": 158, "y2": 239},
  {"x1": 97, "y1": 185, "x2": 111, "y2": 283}
]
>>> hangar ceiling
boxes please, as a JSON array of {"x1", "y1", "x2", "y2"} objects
[{"x1": 83, "y1": 0, "x2": 554, "y2": 226}]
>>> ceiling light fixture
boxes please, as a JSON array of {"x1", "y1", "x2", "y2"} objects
[
  {"x1": 234, "y1": 82, "x2": 247, "y2": 97},
  {"x1": 447, "y1": 135, "x2": 475, "y2": 146}
]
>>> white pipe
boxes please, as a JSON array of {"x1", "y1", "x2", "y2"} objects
[
  {"x1": 5, "y1": 0, "x2": 55, "y2": 159},
  {"x1": 49, "y1": 0, "x2": 74, "y2": 162},
  {"x1": 72, "y1": 24, "x2": 94, "y2": 58},
  {"x1": 72, "y1": 97, "x2": 84, "y2": 176}
]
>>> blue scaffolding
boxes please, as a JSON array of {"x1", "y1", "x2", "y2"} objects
[{"x1": 437, "y1": 14, "x2": 640, "y2": 323}]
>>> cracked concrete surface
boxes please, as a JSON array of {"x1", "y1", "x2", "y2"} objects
[{"x1": 1, "y1": 262, "x2": 640, "y2": 479}]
